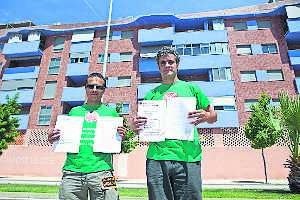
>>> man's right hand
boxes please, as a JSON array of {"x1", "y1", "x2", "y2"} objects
[
  {"x1": 132, "y1": 116, "x2": 147, "y2": 133},
  {"x1": 48, "y1": 128, "x2": 61, "y2": 144}
]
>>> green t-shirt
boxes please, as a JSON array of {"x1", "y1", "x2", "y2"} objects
[
  {"x1": 144, "y1": 80, "x2": 210, "y2": 162},
  {"x1": 63, "y1": 103, "x2": 118, "y2": 173}
]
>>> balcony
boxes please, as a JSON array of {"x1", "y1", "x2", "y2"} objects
[
  {"x1": 2, "y1": 41, "x2": 43, "y2": 59},
  {"x1": 2, "y1": 66, "x2": 40, "y2": 80},
  {"x1": 61, "y1": 87, "x2": 85, "y2": 106},
  {"x1": 137, "y1": 83, "x2": 160, "y2": 99},
  {"x1": 0, "y1": 89, "x2": 34, "y2": 105},
  {"x1": 197, "y1": 110, "x2": 239, "y2": 128},
  {"x1": 193, "y1": 80, "x2": 235, "y2": 97},
  {"x1": 173, "y1": 30, "x2": 227, "y2": 45},
  {"x1": 139, "y1": 58, "x2": 159, "y2": 75},
  {"x1": 180, "y1": 55, "x2": 231, "y2": 70},
  {"x1": 137, "y1": 81, "x2": 235, "y2": 99},
  {"x1": 13, "y1": 114, "x2": 29, "y2": 130},
  {"x1": 138, "y1": 27, "x2": 174, "y2": 46},
  {"x1": 288, "y1": 49, "x2": 300, "y2": 69},
  {"x1": 66, "y1": 63, "x2": 89, "y2": 85}
]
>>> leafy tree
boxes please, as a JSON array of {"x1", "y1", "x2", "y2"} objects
[
  {"x1": 115, "y1": 103, "x2": 138, "y2": 153},
  {"x1": 0, "y1": 95, "x2": 21, "y2": 155},
  {"x1": 244, "y1": 93, "x2": 282, "y2": 183},
  {"x1": 278, "y1": 92, "x2": 300, "y2": 193}
]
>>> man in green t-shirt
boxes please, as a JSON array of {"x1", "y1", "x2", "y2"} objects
[
  {"x1": 133, "y1": 47, "x2": 217, "y2": 200},
  {"x1": 48, "y1": 72, "x2": 126, "y2": 200}
]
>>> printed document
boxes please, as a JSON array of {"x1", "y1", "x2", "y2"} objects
[
  {"x1": 164, "y1": 97, "x2": 196, "y2": 141},
  {"x1": 138, "y1": 100, "x2": 166, "y2": 142},
  {"x1": 93, "y1": 117, "x2": 123, "y2": 153},
  {"x1": 53, "y1": 115, "x2": 84, "y2": 153}
]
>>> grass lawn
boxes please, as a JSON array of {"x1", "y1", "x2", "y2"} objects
[{"x1": 0, "y1": 184, "x2": 299, "y2": 199}]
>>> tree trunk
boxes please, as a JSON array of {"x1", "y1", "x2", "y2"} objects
[
  {"x1": 286, "y1": 157, "x2": 300, "y2": 193},
  {"x1": 261, "y1": 148, "x2": 268, "y2": 184}
]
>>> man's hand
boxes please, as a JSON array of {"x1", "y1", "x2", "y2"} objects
[
  {"x1": 132, "y1": 116, "x2": 147, "y2": 133},
  {"x1": 188, "y1": 105, "x2": 217, "y2": 126},
  {"x1": 48, "y1": 128, "x2": 61, "y2": 144},
  {"x1": 117, "y1": 126, "x2": 127, "y2": 139}
]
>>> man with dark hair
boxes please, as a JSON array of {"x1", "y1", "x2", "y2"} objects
[
  {"x1": 48, "y1": 72, "x2": 126, "y2": 200},
  {"x1": 133, "y1": 46, "x2": 217, "y2": 200}
]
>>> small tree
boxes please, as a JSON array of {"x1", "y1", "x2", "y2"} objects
[
  {"x1": 244, "y1": 93, "x2": 282, "y2": 183},
  {"x1": 0, "y1": 95, "x2": 21, "y2": 155},
  {"x1": 115, "y1": 103, "x2": 138, "y2": 153}
]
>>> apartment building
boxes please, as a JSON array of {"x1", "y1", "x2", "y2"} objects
[{"x1": 0, "y1": 0, "x2": 299, "y2": 180}]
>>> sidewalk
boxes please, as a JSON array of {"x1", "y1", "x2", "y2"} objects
[{"x1": 0, "y1": 176, "x2": 290, "y2": 200}]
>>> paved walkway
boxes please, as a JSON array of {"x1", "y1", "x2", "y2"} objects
[{"x1": 0, "y1": 176, "x2": 290, "y2": 199}]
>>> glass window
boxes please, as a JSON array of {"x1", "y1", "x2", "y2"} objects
[
  {"x1": 183, "y1": 44, "x2": 192, "y2": 55},
  {"x1": 53, "y1": 37, "x2": 64, "y2": 51},
  {"x1": 233, "y1": 22, "x2": 247, "y2": 31},
  {"x1": 118, "y1": 76, "x2": 131, "y2": 87},
  {"x1": 98, "y1": 53, "x2": 110, "y2": 63},
  {"x1": 43, "y1": 81, "x2": 57, "y2": 99},
  {"x1": 192, "y1": 44, "x2": 200, "y2": 55},
  {"x1": 267, "y1": 70, "x2": 283, "y2": 81},
  {"x1": 262, "y1": 44, "x2": 278, "y2": 54},
  {"x1": 120, "y1": 52, "x2": 133, "y2": 62},
  {"x1": 240, "y1": 71, "x2": 257, "y2": 82},
  {"x1": 236, "y1": 45, "x2": 252, "y2": 55},
  {"x1": 212, "y1": 19, "x2": 225, "y2": 30},
  {"x1": 244, "y1": 99, "x2": 258, "y2": 112},
  {"x1": 175, "y1": 45, "x2": 184, "y2": 55},
  {"x1": 200, "y1": 43, "x2": 209, "y2": 54},
  {"x1": 38, "y1": 105, "x2": 52, "y2": 125},
  {"x1": 121, "y1": 31, "x2": 133, "y2": 39},
  {"x1": 257, "y1": 20, "x2": 272, "y2": 29},
  {"x1": 70, "y1": 52, "x2": 90, "y2": 63},
  {"x1": 212, "y1": 68, "x2": 232, "y2": 81},
  {"x1": 99, "y1": 31, "x2": 112, "y2": 40},
  {"x1": 48, "y1": 58, "x2": 61, "y2": 74}
]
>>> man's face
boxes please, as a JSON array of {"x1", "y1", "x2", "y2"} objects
[
  {"x1": 85, "y1": 76, "x2": 105, "y2": 104},
  {"x1": 158, "y1": 54, "x2": 179, "y2": 79}
]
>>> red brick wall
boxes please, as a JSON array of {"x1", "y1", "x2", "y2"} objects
[{"x1": 226, "y1": 16, "x2": 295, "y2": 124}]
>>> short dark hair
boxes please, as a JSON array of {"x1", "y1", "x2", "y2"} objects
[
  {"x1": 85, "y1": 72, "x2": 106, "y2": 88},
  {"x1": 156, "y1": 46, "x2": 180, "y2": 65}
]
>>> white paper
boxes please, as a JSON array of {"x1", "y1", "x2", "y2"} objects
[
  {"x1": 164, "y1": 97, "x2": 196, "y2": 141},
  {"x1": 53, "y1": 115, "x2": 84, "y2": 153},
  {"x1": 93, "y1": 117, "x2": 123, "y2": 153},
  {"x1": 138, "y1": 100, "x2": 166, "y2": 142}
]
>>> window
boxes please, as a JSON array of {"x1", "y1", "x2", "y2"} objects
[
  {"x1": 120, "y1": 52, "x2": 133, "y2": 62},
  {"x1": 8, "y1": 33, "x2": 22, "y2": 43},
  {"x1": 233, "y1": 22, "x2": 247, "y2": 31},
  {"x1": 28, "y1": 31, "x2": 41, "y2": 41},
  {"x1": 107, "y1": 76, "x2": 131, "y2": 87},
  {"x1": 99, "y1": 31, "x2": 112, "y2": 40},
  {"x1": 244, "y1": 99, "x2": 258, "y2": 112},
  {"x1": 271, "y1": 99, "x2": 280, "y2": 107},
  {"x1": 48, "y1": 58, "x2": 61, "y2": 74},
  {"x1": 257, "y1": 20, "x2": 272, "y2": 29},
  {"x1": 98, "y1": 53, "x2": 110, "y2": 63},
  {"x1": 212, "y1": 68, "x2": 232, "y2": 81},
  {"x1": 121, "y1": 31, "x2": 133, "y2": 39},
  {"x1": 240, "y1": 71, "x2": 257, "y2": 82},
  {"x1": 108, "y1": 102, "x2": 130, "y2": 114},
  {"x1": 43, "y1": 81, "x2": 57, "y2": 99},
  {"x1": 267, "y1": 70, "x2": 283, "y2": 81},
  {"x1": 262, "y1": 44, "x2": 278, "y2": 54},
  {"x1": 200, "y1": 43, "x2": 210, "y2": 54},
  {"x1": 53, "y1": 37, "x2": 65, "y2": 51},
  {"x1": 38, "y1": 105, "x2": 52, "y2": 125},
  {"x1": 212, "y1": 19, "x2": 225, "y2": 30},
  {"x1": 236, "y1": 45, "x2": 252, "y2": 55},
  {"x1": 70, "y1": 52, "x2": 89, "y2": 63},
  {"x1": 210, "y1": 43, "x2": 226, "y2": 55},
  {"x1": 214, "y1": 105, "x2": 235, "y2": 110}
]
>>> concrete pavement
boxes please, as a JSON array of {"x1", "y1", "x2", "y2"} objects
[{"x1": 0, "y1": 176, "x2": 290, "y2": 199}]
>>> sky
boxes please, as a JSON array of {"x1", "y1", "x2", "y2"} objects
[{"x1": 0, "y1": 0, "x2": 268, "y2": 25}]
